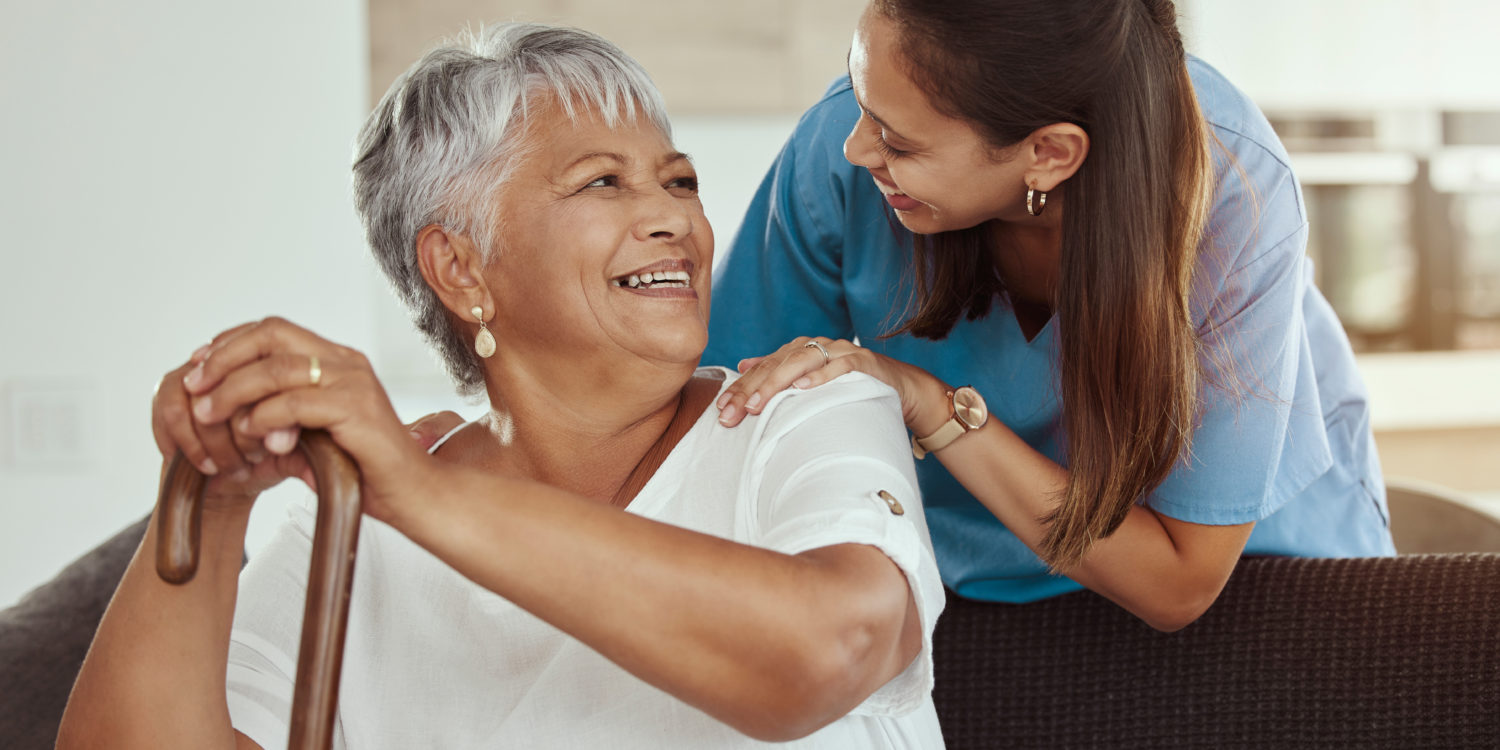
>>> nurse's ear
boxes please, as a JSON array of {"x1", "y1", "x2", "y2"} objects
[
  {"x1": 416, "y1": 223, "x2": 495, "y2": 320},
  {"x1": 1020, "y1": 123, "x2": 1089, "y2": 193}
]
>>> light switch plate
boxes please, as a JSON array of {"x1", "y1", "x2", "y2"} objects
[{"x1": 2, "y1": 380, "x2": 102, "y2": 471}]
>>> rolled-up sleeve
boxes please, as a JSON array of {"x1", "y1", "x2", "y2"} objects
[{"x1": 744, "y1": 374, "x2": 946, "y2": 716}]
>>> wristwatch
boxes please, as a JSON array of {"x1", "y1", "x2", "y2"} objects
[{"x1": 911, "y1": 385, "x2": 989, "y2": 459}]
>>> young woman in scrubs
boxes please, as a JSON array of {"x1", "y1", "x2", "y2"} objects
[{"x1": 707, "y1": 0, "x2": 1394, "y2": 631}]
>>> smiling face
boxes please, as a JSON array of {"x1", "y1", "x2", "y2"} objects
[
  {"x1": 482, "y1": 95, "x2": 713, "y2": 384},
  {"x1": 844, "y1": 7, "x2": 1033, "y2": 234}
]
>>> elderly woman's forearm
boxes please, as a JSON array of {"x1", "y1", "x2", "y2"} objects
[
  {"x1": 57, "y1": 505, "x2": 251, "y2": 749},
  {"x1": 394, "y1": 466, "x2": 920, "y2": 741}
]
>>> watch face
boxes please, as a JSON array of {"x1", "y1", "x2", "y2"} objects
[{"x1": 953, "y1": 386, "x2": 988, "y2": 430}]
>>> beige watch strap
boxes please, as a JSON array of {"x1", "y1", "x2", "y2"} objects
[{"x1": 912, "y1": 418, "x2": 967, "y2": 460}]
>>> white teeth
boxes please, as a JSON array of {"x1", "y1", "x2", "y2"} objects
[
  {"x1": 871, "y1": 177, "x2": 909, "y2": 198},
  {"x1": 614, "y1": 268, "x2": 692, "y2": 288}
]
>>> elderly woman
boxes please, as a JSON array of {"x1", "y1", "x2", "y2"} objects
[{"x1": 57, "y1": 23, "x2": 945, "y2": 750}]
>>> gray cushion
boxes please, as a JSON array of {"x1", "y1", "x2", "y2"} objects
[{"x1": 0, "y1": 516, "x2": 148, "y2": 750}]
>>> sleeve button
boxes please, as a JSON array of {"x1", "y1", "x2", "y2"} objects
[{"x1": 876, "y1": 490, "x2": 905, "y2": 516}]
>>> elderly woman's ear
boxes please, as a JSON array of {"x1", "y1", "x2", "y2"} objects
[{"x1": 416, "y1": 223, "x2": 494, "y2": 320}]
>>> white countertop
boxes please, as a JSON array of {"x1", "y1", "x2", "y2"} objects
[{"x1": 1358, "y1": 351, "x2": 1500, "y2": 431}]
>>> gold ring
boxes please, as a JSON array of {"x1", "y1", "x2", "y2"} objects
[
  {"x1": 803, "y1": 340, "x2": 831, "y2": 366},
  {"x1": 308, "y1": 355, "x2": 322, "y2": 387}
]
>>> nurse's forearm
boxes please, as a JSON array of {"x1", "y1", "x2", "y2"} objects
[
  {"x1": 388, "y1": 465, "x2": 921, "y2": 742},
  {"x1": 926, "y1": 413, "x2": 1250, "y2": 631}
]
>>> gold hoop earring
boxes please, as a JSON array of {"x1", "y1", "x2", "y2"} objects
[
  {"x1": 472, "y1": 306, "x2": 496, "y2": 359},
  {"x1": 1026, "y1": 186, "x2": 1048, "y2": 217}
]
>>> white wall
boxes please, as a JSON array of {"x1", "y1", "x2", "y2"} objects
[
  {"x1": 0, "y1": 3, "x2": 806, "y2": 608},
  {"x1": 0, "y1": 0, "x2": 376, "y2": 606}
]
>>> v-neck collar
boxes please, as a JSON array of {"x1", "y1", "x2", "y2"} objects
[{"x1": 1003, "y1": 293, "x2": 1057, "y2": 346}]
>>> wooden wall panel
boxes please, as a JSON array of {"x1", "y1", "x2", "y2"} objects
[{"x1": 368, "y1": 0, "x2": 866, "y2": 113}]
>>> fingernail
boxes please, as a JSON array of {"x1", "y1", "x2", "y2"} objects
[
  {"x1": 238, "y1": 415, "x2": 253, "y2": 433},
  {"x1": 718, "y1": 404, "x2": 739, "y2": 425},
  {"x1": 191, "y1": 344, "x2": 211, "y2": 363},
  {"x1": 745, "y1": 392, "x2": 762, "y2": 410},
  {"x1": 266, "y1": 429, "x2": 297, "y2": 454},
  {"x1": 245, "y1": 450, "x2": 266, "y2": 464},
  {"x1": 183, "y1": 363, "x2": 203, "y2": 390},
  {"x1": 793, "y1": 377, "x2": 812, "y2": 389},
  {"x1": 230, "y1": 468, "x2": 251, "y2": 483},
  {"x1": 199, "y1": 458, "x2": 218, "y2": 475},
  {"x1": 193, "y1": 396, "x2": 213, "y2": 422}
]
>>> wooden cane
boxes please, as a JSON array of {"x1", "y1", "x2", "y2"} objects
[{"x1": 156, "y1": 429, "x2": 361, "y2": 750}]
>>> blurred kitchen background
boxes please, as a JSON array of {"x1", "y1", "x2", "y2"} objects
[{"x1": 3, "y1": 0, "x2": 1498, "y2": 606}]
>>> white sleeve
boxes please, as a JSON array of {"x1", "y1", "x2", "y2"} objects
[
  {"x1": 749, "y1": 374, "x2": 946, "y2": 717},
  {"x1": 226, "y1": 495, "x2": 346, "y2": 750}
]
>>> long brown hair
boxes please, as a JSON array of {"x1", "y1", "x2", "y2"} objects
[{"x1": 876, "y1": 0, "x2": 1214, "y2": 569}]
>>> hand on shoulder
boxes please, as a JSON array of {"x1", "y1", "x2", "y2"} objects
[{"x1": 715, "y1": 337, "x2": 947, "y2": 433}]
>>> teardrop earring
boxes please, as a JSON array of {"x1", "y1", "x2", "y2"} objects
[{"x1": 472, "y1": 306, "x2": 496, "y2": 358}]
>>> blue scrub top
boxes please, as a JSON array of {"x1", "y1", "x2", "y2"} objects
[{"x1": 704, "y1": 57, "x2": 1395, "y2": 603}]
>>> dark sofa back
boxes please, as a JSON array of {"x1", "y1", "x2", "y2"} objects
[{"x1": 932, "y1": 554, "x2": 1500, "y2": 749}]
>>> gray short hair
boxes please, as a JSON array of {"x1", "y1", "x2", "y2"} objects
[{"x1": 353, "y1": 23, "x2": 672, "y2": 395}]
